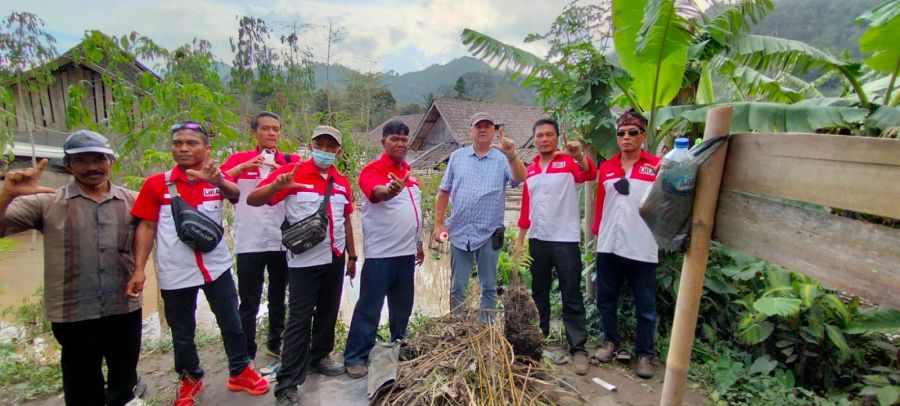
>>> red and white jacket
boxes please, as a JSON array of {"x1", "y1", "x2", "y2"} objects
[
  {"x1": 131, "y1": 165, "x2": 237, "y2": 290},
  {"x1": 593, "y1": 150, "x2": 661, "y2": 263},
  {"x1": 259, "y1": 159, "x2": 354, "y2": 268},
  {"x1": 220, "y1": 148, "x2": 301, "y2": 254},
  {"x1": 358, "y1": 154, "x2": 422, "y2": 259},
  {"x1": 518, "y1": 154, "x2": 596, "y2": 243}
]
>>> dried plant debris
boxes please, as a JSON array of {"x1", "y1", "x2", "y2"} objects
[{"x1": 378, "y1": 313, "x2": 582, "y2": 406}]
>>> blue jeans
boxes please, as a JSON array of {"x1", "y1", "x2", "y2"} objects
[
  {"x1": 343, "y1": 256, "x2": 415, "y2": 366},
  {"x1": 161, "y1": 270, "x2": 251, "y2": 378},
  {"x1": 595, "y1": 253, "x2": 658, "y2": 357},
  {"x1": 450, "y1": 241, "x2": 500, "y2": 322}
]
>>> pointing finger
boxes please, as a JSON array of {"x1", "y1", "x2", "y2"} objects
[{"x1": 35, "y1": 158, "x2": 49, "y2": 175}]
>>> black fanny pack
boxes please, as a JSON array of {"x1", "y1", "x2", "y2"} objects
[
  {"x1": 166, "y1": 171, "x2": 224, "y2": 253},
  {"x1": 282, "y1": 177, "x2": 334, "y2": 255}
]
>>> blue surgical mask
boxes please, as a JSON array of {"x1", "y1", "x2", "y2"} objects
[{"x1": 311, "y1": 149, "x2": 336, "y2": 168}]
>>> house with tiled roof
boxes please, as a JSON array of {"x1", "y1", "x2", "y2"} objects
[
  {"x1": 406, "y1": 97, "x2": 545, "y2": 170},
  {"x1": 366, "y1": 113, "x2": 424, "y2": 158}
]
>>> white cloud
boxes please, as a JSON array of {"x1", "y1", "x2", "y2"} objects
[{"x1": 2, "y1": 0, "x2": 570, "y2": 73}]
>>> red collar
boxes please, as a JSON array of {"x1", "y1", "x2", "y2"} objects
[
  {"x1": 378, "y1": 153, "x2": 410, "y2": 172},
  {"x1": 297, "y1": 158, "x2": 342, "y2": 179},
  {"x1": 609, "y1": 149, "x2": 654, "y2": 166},
  {"x1": 168, "y1": 164, "x2": 193, "y2": 183}
]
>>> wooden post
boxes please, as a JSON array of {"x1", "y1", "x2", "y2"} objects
[
  {"x1": 583, "y1": 145, "x2": 597, "y2": 299},
  {"x1": 660, "y1": 106, "x2": 732, "y2": 405}
]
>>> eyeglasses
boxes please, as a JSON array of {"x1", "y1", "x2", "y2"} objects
[
  {"x1": 170, "y1": 122, "x2": 209, "y2": 136},
  {"x1": 616, "y1": 129, "x2": 643, "y2": 137}
]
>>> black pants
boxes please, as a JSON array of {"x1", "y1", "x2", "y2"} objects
[
  {"x1": 51, "y1": 309, "x2": 141, "y2": 406},
  {"x1": 595, "y1": 252, "x2": 658, "y2": 357},
  {"x1": 236, "y1": 251, "x2": 289, "y2": 359},
  {"x1": 161, "y1": 271, "x2": 251, "y2": 378},
  {"x1": 528, "y1": 239, "x2": 587, "y2": 354},
  {"x1": 275, "y1": 253, "x2": 345, "y2": 395}
]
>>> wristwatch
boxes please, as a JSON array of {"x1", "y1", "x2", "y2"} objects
[{"x1": 348, "y1": 255, "x2": 358, "y2": 261}]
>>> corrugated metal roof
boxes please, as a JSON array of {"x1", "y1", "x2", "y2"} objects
[{"x1": 8, "y1": 142, "x2": 65, "y2": 159}]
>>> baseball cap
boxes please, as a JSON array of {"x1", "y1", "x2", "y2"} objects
[
  {"x1": 312, "y1": 125, "x2": 342, "y2": 146},
  {"x1": 63, "y1": 130, "x2": 116, "y2": 158},
  {"x1": 469, "y1": 112, "x2": 496, "y2": 127}
]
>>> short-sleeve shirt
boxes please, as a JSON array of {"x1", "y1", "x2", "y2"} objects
[
  {"x1": 1, "y1": 180, "x2": 140, "y2": 323},
  {"x1": 518, "y1": 154, "x2": 596, "y2": 243},
  {"x1": 220, "y1": 148, "x2": 301, "y2": 254},
  {"x1": 130, "y1": 165, "x2": 237, "y2": 290},
  {"x1": 358, "y1": 154, "x2": 422, "y2": 259},
  {"x1": 593, "y1": 150, "x2": 661, "y2": 263},
  {"x1": 258, "y1": 159, "x2": 354, "y2": 268},
  {"x1": 439, "y1": 146, "x2": 517, "y2": 251}
]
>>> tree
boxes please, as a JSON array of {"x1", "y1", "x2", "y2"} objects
[
  {"x1": 454, "y1": 76, "x2": 468, "y2": 99},
  {"x1": 322, "y1": 18, "x2": 345, "y2": 114},
  {"x1": 0, "y1": 11, "x2": 57, "y2": 166}
]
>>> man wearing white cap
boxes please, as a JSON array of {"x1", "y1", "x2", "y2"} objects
[
  {"x1": 0, "y1": 130, "x2": 143, "y2": 405},
  {"x1": 432, "y1": 112, "x2": 527, "y2": 322},
  {"x1": 248, "y1": 125, "x2": 358, "y2": 406}
]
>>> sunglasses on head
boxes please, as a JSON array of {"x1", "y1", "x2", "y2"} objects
[
  {"x1": 616, "y1": 129, "x2": 643, "y2": 137},
  {"x1": 170, "y1": 122, "x2": 209, "y2": 136}
]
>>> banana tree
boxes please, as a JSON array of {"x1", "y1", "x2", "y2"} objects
[
  {"x1": 461, "y1": 29, "x2": 623, "y2": 158},
  {"x1": 653, "y1": 0, "x2": 900, "y2": 136}
]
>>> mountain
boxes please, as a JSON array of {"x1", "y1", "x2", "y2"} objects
[
  {"x1": 752, "y1": 0, "x2": 882, "y2": 59},
  {"x1": 377, "y1": 57, "x2": 495, "y2": 104},
  {"x1": 317, "y1": 56, "x2": 535, "y2": 105}
]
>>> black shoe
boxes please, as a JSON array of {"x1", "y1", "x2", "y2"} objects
[
  {"x1": 308, "y1": 355, "x2": 346, "y2": 376},
  {"x1": 275, "y1": 387, "x2": 300, "y2": 406}
]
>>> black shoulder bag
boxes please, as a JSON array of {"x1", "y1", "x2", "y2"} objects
[
  {"x1": 281, "y1": 177, "x2": 334, "y2": 255},
  {"x1": 166, "y1": 171, "x2": 224, "y2": 253}
]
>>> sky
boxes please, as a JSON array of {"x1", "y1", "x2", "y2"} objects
[{"x1": 2, "y1": 0, "x2": 573, "y2": 74}]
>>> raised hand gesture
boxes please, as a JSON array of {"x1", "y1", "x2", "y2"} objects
[
  {"x1": 491, "y1": 127, "x2": 517, "y2": 160},
  {"x1": 238, "y1": 155, "x2": 266, "y2": 174},
  {"x1": 387, "y1": 172, "x2": 410, "y2": 197},
  {"x1": 2, "y1": 159, "x2": 56, "y2": 197},
  {"x1": 185, "y1": 159, "x2": 227, "y2": 186},
  {"x1": 273, "y1": 164, "x2": 303, "y2": 191}
]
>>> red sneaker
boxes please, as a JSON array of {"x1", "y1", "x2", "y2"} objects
[
  {"x1": 174, "y1": 376, "x2": 204, "y2": 406},
  {"x1": 227, "y1": 365, "x2": 270, "y2": 395}
]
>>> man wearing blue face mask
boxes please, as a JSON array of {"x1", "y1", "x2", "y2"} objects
[{"x1": 247, "y1": 125, "x2": 358, "y2": 406}]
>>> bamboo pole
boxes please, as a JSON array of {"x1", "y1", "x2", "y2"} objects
[
  {"x1": 583, "y1": 145, "x2": 597, "y2": 299},
  {"x1": 660, "y1": 106, "x2": 733, "y2": 406}
]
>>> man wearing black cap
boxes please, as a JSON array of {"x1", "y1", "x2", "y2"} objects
[{"x1": 0, "y1": 130, "x2": 143, "y2": 405}]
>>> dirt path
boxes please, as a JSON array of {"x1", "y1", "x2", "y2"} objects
[{"x1": 25, "y1": 341, "x2": 705, "y2": 406}]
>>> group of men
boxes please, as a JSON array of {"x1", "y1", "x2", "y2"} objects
[{"x1": 0, "y1": 108, "x2": 661, "y2": 406}]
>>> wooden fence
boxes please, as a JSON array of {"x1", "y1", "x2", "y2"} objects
[{"x1": 660, "y1": 106, "x2": 900, "y2": 405}]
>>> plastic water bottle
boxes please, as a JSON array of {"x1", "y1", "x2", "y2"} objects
[{"x1": 661, "y1": 138, "x2": 695, "y2": 195}]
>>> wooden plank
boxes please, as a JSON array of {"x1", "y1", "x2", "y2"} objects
[
  {"x1": 38, "y1": 87, "x2": 53, "y2": 129},
  {"x1": 91, "y1": 72, "x2": 105, "y2": 122},
  {"x1": 103, "y1": 76, "x2": 114, "y2": 120},
  {"x1": 13, "y1": 84, "x2": 29, "y2": 132},
  {"x1": 49, "y1": 81, "x2": 66, "y2": 131},
  {"x1": 722, "y1": 132, "x2": 900, "y2": 219},
  {"x1": 714, "y1": 190, "x2": 900, "y2": 309},
  {"x1": 59, "y1": 68, "x2": 71, "y2": 117},
  {"x1": 71, "y1": 68, "x2": 98, "y2": 124},
  {"x1": 28, "y1": 89, "x2": 44, "y2": 129}
]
